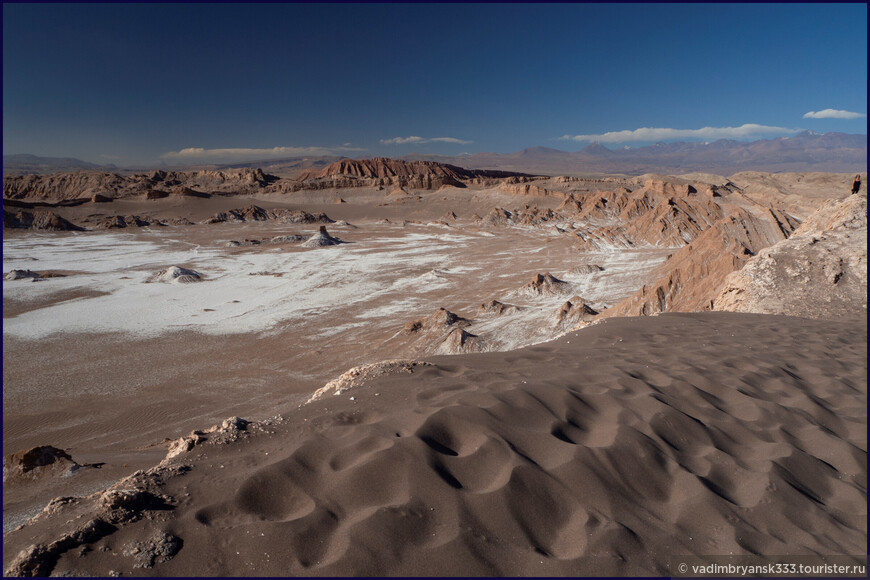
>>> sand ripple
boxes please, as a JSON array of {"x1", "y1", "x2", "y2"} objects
[{"x1": 5, "y1": 313, "x2": 865, "y2": 576}]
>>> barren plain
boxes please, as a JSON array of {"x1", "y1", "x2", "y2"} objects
[{"x1": 2, "y1": 161, "x2": 866, "y2": 576}]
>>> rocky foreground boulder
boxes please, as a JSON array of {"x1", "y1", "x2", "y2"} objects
[
  {"x1": 5, "y1": 269, "x2": 41, "y2": 281},
  {"x1": 150, "y1": 266, "x2": 203, "y2": 284},
  {"x1": 3, "y1": 446, "x2": 81, "y2": 481}
]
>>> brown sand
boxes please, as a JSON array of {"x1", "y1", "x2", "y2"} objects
[{"x1": 4, "y1": 312, "x2": 865, "y2": 576}]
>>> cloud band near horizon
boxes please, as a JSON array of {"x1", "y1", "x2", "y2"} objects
[
  {"x1": 803, "y1": 108, "x2": 866, "y2": 119},
  {"x1": 380, "y1": 136, "x2": 473, "y2": 145},
  {"x1": 560, "y1": 123, "x2": 802, "y2": 144},
  {"x1": 160, "y1": 145, "x2": 365, "y2": 162}
]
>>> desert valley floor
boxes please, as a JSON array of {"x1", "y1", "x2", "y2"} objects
[{"x1": 2, "y1": 163, "x2": 867, "y2": 576}]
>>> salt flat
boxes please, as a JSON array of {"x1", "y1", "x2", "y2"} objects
[{"x1": 3, "y1": 223, "x2": 667, "y2": 341}]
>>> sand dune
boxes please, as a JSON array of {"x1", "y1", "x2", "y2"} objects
[{"x1": 4, "y1": 313, "x2": 864, "y2": 576}]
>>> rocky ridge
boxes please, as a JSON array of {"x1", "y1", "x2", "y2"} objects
[
  {"x1": 2, "y1": 159, "x2": 536, "y2": 203},
  {"x1": 3, "y1": 168, "x2": 277, "y2": 202},
  {"x1": 3, "y1": 416, "x2": 274, "y2": 577},
  {"x1": 713, "y1": 195, "x2": 867, "y2": 319},
  {"x1": 603, "y1": 204, "x2": 799, "y2": 317},
  {"x1": 396, "y1": 308, "x2": 481, "y2": 356}
]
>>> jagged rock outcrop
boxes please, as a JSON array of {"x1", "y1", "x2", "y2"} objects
[
  {"x1": 271, "y1": 158, "x2": 532, "y2": 193},
  {"x1": 553, "y1": 296, "x2": 599, "y2": 328},
  {"x1": 204, "y1": 205, "x2": 270, "y2": 223},
  {"x1": 297, "y1": 158, "x2": 524, "y2": 182},
  {"x1": 150, "y1": 266, "x2": 203, "y2": 284},
  {"x1": 122, "y1": 532, "x2": 183, "y2": 569},
  {"x1": 203, "y1": 205, "x2": 333, "y2": 225},
  {"x1": 605, "y1": 205, "x2": 800, "y2": 317},
  {"x1": 788, "y1": 193, "x2": 867, "y2": 235},
  {"x1": 516, "y1": 273, "x2": 572, "y2": 297},
  {"x1": 95, "y1": 215, "x2": 162, "y2": 229},
  {"x1": 266, "y1": 208, "x2": 335, "y2": 224},
  {"x1": 404, "y1": 308, "x2": 470, "y2": 333},
  {"x1": 269, "y1": 234, "x2": 307, "y2": 244},
  {"x1": 479, "y1": 207, "x2": 513, "y2": 226},
  {"x1": 3, "y1": 168, "x2": 278, "y2": 202},
  {"x1": 398, "y1": 308, "x2": 480, "y2": 355},
  {"x1": 307, "y1": 361, "x2": 433, "y2": 403},
  {"x1": 478, "y1": 299, "x2": 522, "y2": 315},
  {"x1": 478, "y1": 206, "x2": 557, "y2": 227},
  {"x1": 568, "y1": 181, "x2": 727, "y2": 250},
  {"x1": 3, "y1": 159, "x2": 537, "y2": 200},
  {"x1": 4, "y1": 518, "x2": 117, "y2": 577},
  {"x1": 437, "y1": 327, "x2": 480, "y2": 355},
  {"x1": 556, "y1": 194, "x2": 583, "y2": 213},
  {"x1": 3, "y1": 209, "x2": 85, "y2": 231},
  {"x1": 301, "y1": 226, "x2": 344, "y2": 248},
  {"x1": 714, "y1": 196, "x2": 867, "y2": 319},
  {"x1": 3, "y1": 414, "x2": 279, "y2": 577},
  {"x1": 3, "y1": 446, "x2": 80, "y2": 481},
  {"x1": 226, "y1": 239, "x2": 262, "y2": 247},
  {"x1": 500, "y1": 182, "x2": 558, "y2": 198},
  {"x1": 5, "y1": 269, "x2": 41, "y2": 281},
  {"x1": 571, "y1": 264, "x2": 605, "y2": 275},
  {"x1": 4, "y1": 172, "x2": 130, "y2": 201}
]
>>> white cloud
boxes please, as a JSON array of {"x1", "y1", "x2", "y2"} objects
[
  {"x1": 429, "y1": 137, "x2": 473, "y2": 144},
  {"x1": 380, "y1": 135, "x2": 473, "y2": 145},
  {"x1": 160, "y1": 145, "x2": 365, "y2": 163},
  {"x1": 803, "y1": 108, "x2": 866, "y2": 119},
  {"x1": 380, "y1": 136, "x2": 426, "y2": 145},
  {"x1": 559, "y1": 123, "x2": 801, "y2": 143}
]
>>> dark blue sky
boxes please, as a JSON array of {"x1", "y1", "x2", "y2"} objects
[{"x1": 3, "y1": 3, "x2": 867, "y2": 166}]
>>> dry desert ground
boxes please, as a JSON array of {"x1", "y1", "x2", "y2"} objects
[{"x1": 2, "y1": 161, "x2": 867, "y2": 576}]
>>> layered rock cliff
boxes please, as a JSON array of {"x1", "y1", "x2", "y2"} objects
[
  {"x1": 4, "y1": 159, "x2": 532, "y2": 200},
  {"x1": 3, "y1": 168, "x2": 278, "y2": 201},
  {"x1": 713, "y1": 195, "x2": 867, "y2": 319},
  {"x1": 271, "y1": 158, "x2": 531, "y2": 192}
]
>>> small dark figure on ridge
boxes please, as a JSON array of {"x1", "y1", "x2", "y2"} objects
[{"x1": 851, "y1": 174, "x2": 861, "y2": 195}]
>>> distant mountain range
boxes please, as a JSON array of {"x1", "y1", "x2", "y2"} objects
[
  {"x1": 2, "y1": 154, "x2": 118, "y2": 175},
  {"x1": 402, "y1": 131, "x2": 867, "y2": 175},
  {"x1": 4, "y1": 131, "x2": 866, "y2": 177},
  {"x1": 1, "y1": 153, "x2": 341, "y2": 178}
]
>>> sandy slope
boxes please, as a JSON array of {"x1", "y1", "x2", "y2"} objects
[{"x1": 3, "y1": 313, "x2": 865, "y2": 576}]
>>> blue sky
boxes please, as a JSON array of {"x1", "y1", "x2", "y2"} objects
[{"x1": 3, "y1": 2, "x2": 867, "y2": 166}]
